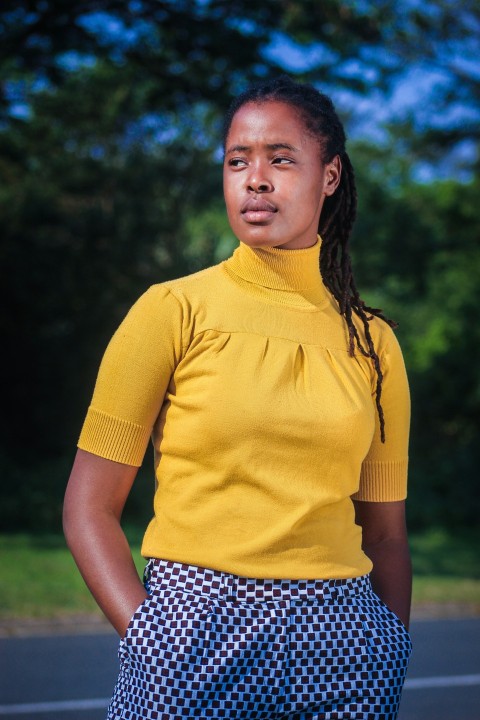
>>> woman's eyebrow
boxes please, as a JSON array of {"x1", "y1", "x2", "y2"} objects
[
  {"x1": 225, "y1": 142, "x2": 299, "y2": 154},
  {"x1": 225, "y1": 144, "x2": 250, "y2": 155},
  {"x1": 267, "y1": 143, "x2": 299, "y2": 152}
]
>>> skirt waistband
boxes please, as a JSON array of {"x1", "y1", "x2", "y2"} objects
[{"x1": 144, "y1": 559, "x2": 372, "y2": 603}]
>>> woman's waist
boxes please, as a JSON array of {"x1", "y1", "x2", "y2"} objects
[
  {"x1": 143, "y1": 557, "x2": 373, "y2": 604},
  {"x1": 141, "y1": 512, "x2": 373, "y2": 582}
]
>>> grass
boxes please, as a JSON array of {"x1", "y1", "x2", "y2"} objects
[
  {"x1": 0, "y1": 528, "x2": 479, "y2": 623},
  {"x1": 0, "y1": 533, "x2": 145, "y2": 620},
  {"x1": 412, "y1": 576, "x2": 480, "y2": 607},
  {"x1": 409, "y1": 527, "x2": 480, "y2": 612}
]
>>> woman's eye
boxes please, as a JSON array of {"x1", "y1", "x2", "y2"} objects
[
  {"x1": 272, "y1": 156, "x2": 293, "y2": 165},
  {"x1": 228, "y1": 158, "x2": 247, "y2": 167}
]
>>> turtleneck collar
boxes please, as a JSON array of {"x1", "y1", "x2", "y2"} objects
[{"x1": 223, "y1": 235, "x2": 330, "y2": 309}]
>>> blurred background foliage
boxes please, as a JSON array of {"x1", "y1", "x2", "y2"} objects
[{"x1": 1, "y1": 0, "x2": 479, "y2": 534}]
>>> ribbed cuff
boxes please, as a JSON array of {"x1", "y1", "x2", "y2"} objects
[
  {"x1": 352, "y1": 459, "x2": 408, "y2": 501},
  {"x1": 78, "y1": 406, "x2": 151, "y2": 467}
]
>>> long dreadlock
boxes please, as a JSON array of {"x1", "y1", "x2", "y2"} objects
[{"x1": 223, "y1": 76, "x2": 397, "y2": 442}]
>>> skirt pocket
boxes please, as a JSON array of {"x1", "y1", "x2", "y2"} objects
[
  {"x1": 121, "y1": 594, "x2": 153, "y2": 641},
  {"x1": 360, "y1": 596, "x2": 413, "y2": 664},
  {"x1": 119, "y1": 588, "x2": 214, "y2": 671},
  {"x1": 378, "y1": 599, "x2": 412, "y2": 640}
]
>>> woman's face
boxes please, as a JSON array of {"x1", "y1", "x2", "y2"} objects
[{"x1": 223, "y1": 100, "x2": 341, "y2": 250}]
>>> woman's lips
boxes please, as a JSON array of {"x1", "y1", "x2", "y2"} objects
[
  {"x1": 243, "y1": 210, "x2": 276, "y2": 222},
  {"x1": 241, "y1": 198, "x2": 277, "y2": 223}
]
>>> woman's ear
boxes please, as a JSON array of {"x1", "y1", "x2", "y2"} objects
[{"x1": 324, "y1": 155, "x2": 342, "y2": 196}]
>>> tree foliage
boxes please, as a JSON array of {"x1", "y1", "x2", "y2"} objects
[{"x1": 349, "y1": 159, "x2": 480, "y2": 529}]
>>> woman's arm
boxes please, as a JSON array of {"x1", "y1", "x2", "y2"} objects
[
  {"x1": 353, "y1": 499, "x2": 412, "y2": 630},
  {"x1": 63, "y1": 448, "x2": 148, "y2": 637}
]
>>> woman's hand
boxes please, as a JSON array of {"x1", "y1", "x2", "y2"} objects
[
  {"x1": 63, "y1": 449, "x2": 148, "y2": 637},
  {"x1": 353, "y1": 499, "x2": 412, "y2": 630}
]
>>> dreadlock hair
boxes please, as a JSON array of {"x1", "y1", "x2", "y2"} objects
[{"x1": 223, "y1": 75, "x2": 397, "y2": 443}]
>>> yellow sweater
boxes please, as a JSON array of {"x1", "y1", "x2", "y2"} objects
[{"x1": 78, "y1": 237, "x2": 410, "y2": 579}]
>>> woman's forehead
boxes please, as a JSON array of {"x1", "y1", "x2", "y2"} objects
[{"x1": 226, "y1": 100, "x2": 318, "y2": 149}]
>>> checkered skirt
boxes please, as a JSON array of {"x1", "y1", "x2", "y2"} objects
[{"x1": 107, "y1": 559, "x2": 412, "y2": 719}]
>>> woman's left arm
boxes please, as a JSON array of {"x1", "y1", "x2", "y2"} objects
[{"x1": 353, "y1": 499, "x2": 412, "y2": 631}]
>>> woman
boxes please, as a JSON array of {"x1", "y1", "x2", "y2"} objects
[{"x1": 64, "y1": 76, "x2": 412, "y2": 719}]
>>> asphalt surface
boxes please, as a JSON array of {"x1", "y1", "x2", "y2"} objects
[{"x1": 0, "y1": 618, "x2": 478, "y2": 719}]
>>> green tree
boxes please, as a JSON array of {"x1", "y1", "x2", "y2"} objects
[{"x1": 349, "y1": 155, "x2": 480, "y2": 529}]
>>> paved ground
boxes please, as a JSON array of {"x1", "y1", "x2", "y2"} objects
[
  {"x1": 0, "y1": 618, "x2": 479, "y2": 719},
  {"x1": 398, "y1": 618, "x2": 480, "y2": 720}
]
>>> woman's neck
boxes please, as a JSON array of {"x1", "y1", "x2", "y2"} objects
[{"x1": 223, "y1": 236, "x2": 330, "y2": 309}]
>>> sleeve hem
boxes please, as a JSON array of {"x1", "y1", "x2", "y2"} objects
[
  {"x1": 77, "y1": 406, "x2": 151, "y2": 467},
  {"x1": 352, "y1": 458, "x2": 408, "y2": 502}
]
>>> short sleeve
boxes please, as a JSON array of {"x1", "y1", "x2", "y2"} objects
[
  {"x1": 352, "y1": 330, "x2": 411, "y2": 502},
  {"x1": 78, "y1": 285, "x2": 184, "y2": 466}
]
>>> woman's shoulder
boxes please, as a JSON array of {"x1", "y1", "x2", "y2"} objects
[
  {"x1": 147, "y1": 262, "x2": 225, "y2": 305},
  {"x1": 352, "y1": 311, "x2": 404, "y2": 361}
]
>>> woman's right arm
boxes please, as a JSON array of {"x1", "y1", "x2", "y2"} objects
[{"x1": 63, "y1": 448, "x2": 148, "y2": 637}]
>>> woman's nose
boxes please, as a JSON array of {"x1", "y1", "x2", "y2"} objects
[{"x1": 247, "y1": 165, "x2": 273, "y2": 193}]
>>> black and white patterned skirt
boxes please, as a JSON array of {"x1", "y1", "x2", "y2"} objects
[{"x1": 108, "y1": 559, "x2": 412, "y2": 719}]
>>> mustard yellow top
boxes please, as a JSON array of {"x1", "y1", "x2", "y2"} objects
[{"x1": 78, "y1": 237, "x2": 410, "y2": 579}]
